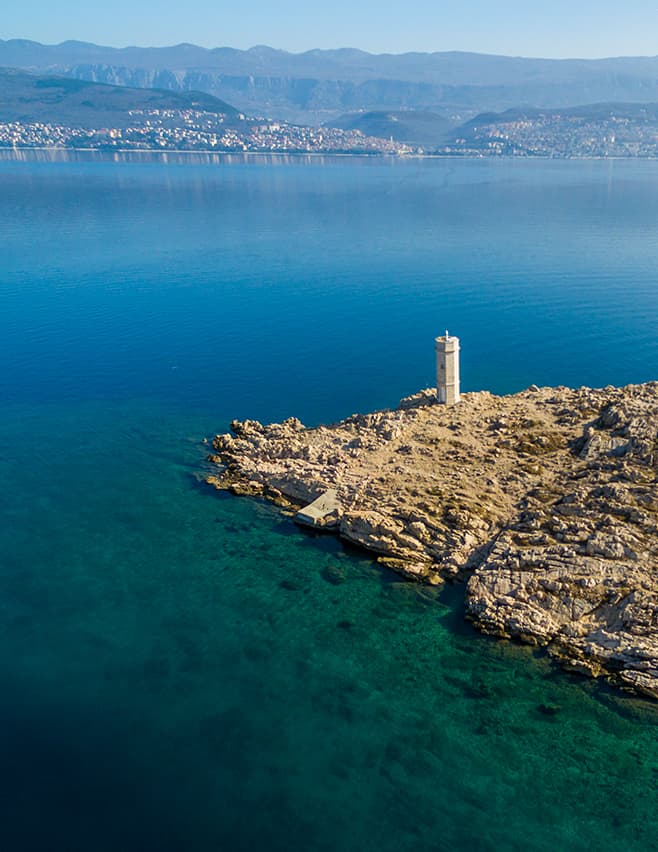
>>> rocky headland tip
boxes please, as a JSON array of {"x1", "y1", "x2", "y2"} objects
[{"x1": 206, "y1": 382, "x2": 658, "y2": 700}]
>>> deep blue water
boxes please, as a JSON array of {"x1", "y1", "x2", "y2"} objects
[{"x1": 1, "y1": 150, "x2": 658, "y2": 851}]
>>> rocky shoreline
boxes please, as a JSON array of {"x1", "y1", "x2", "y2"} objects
[{"x1": 206, "y1": 383, "x2": 658, "y2": 700}]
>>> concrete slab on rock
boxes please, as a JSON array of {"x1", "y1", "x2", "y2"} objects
[{"x1": 295, "y1": 489, "x2": 341, "y2": 529}]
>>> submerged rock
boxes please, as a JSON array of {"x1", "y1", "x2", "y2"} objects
[
  {"x1": 206, "y1": 382, "x2": 658, "y2": 700},
  {"x1": 322, "y1": 564, "x2": 347, "y2": 586}
]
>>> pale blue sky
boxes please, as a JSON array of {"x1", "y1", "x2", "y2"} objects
[{"x1": 3, "y1": 0, "x2": 658, "y2": 57}]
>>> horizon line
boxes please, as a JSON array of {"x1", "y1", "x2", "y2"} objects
[{"x1": 2, "y1": 36, "x2": 658, "y2": 64}]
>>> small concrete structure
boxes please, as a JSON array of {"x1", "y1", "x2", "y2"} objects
[
  {"x1": 435, "y1": 330, "x2": 460, "y2": 406},
  {"x1": 295, "y1": 489, "x2": 341, "y2": 529}
]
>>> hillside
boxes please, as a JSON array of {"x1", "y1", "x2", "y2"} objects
[
  {"x1": 0, "y1": 67, "x2": 412, "y2": 155},
  {"x1": 7, "y1": 39, "x2": 658, "y2": 124},
  {"x1": 327, "y1": 110, "x2": 454, "y2": 148},
  {"x1": 446, "y1": 101, "x2": 658, "y2": 157},
  {"x1": 0, "y1": 66, "x2": 238, "y2": 128}
]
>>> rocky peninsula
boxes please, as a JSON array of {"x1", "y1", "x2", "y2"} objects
[{"x1": 206, "y1": 382, "x2": 658, "y2": 700}]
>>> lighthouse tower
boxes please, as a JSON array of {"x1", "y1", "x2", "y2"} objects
[{"x1": 435, "y1": 331, "x2": 460, "y2": 405}]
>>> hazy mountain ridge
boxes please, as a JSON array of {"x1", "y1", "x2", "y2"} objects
[
  {"x1": 5, "y1": 38, "x2": 658, "y2": 83},
  {"x1": 465, "y1": 101, "x2": 658, "y2": 124},
  {"x1": 5, "y1": 65, "x2": 658, "y2": 158},
  {"x1": 5, "y1": 39, "x2": 658, "y2": 124}
]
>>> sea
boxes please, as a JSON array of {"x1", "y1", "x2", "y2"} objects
[{"x1": 1, "y1": 150, "x2": 658, "y2": 852}]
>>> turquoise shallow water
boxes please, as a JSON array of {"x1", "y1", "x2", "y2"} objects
[{"x1": 1, "y1": 151, "x2": 658, "y2": 851}]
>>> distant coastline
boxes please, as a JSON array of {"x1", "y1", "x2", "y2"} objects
[
  {"x1": 5, "y1": 62, "x2": 658, "y2": 159},
  {"x1": 4, "y1": 145, "x2": 658, "y2": 162}
]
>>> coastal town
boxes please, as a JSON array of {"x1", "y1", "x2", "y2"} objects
[
  {"x1": 0, "y1": 107, "x2": 414, "y2": 155},
  {"x1": 444, "y1": 109, "x2": 658, "y2": 157},
  {"x1": 5, "y1": 105, "x2": 658, "y2": 157}
]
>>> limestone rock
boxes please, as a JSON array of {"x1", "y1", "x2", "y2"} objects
[{"x1": 207, "y1": 381, "x2": 658, "y2": 699}]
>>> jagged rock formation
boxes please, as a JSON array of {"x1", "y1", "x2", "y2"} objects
[{"x1": 207, "y1": 383, "x2": 658, "y2": 699}]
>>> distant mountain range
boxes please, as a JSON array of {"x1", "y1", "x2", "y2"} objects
[
  {"x1": 5, "y1": 39, "x2": 658, "y2": 125},
  {"x1": 4, "y1": 56, "x2": 658, "y2": 158}
]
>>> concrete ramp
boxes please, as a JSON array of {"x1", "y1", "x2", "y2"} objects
[{"x1": 295, "y1": 489, "x2": 341, "y2": 529}]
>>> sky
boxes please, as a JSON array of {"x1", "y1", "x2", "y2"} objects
[{"x1": 3, "y1": 0, "x2": 658, "y2": 58}]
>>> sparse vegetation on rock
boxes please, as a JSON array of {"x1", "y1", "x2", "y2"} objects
[{"x1": 207, "y1": 383, "x2": 658, "y2": 699}]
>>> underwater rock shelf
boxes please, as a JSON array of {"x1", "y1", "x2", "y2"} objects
[{"x1": 207, "y1": 383, "x2": 658, "y2": 700}]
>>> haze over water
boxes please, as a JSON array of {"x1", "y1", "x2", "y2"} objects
[{"x1": 1, "y1": 151, "x2": 657, "y2": 851}]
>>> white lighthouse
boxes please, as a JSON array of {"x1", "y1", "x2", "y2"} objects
[{"x1": 435, "y1": 330, "x2": 460, "y2": 406}]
